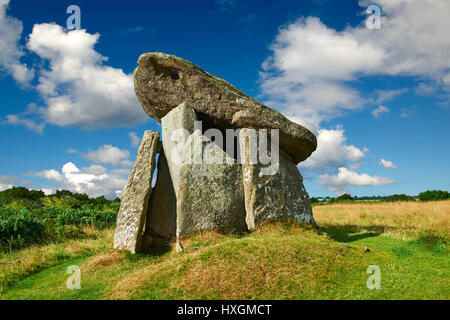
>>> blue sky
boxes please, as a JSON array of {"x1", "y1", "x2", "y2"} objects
[{"x1": 0, "y1": 0, "x2": 449, "y2": 199}]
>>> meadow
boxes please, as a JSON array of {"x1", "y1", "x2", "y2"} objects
[{"x1": 0, "y1": 191, "x2": 448, "y2": 300}]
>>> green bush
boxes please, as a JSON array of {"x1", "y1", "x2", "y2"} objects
[
  {"x1": 389, "y1": 194, "x2": 415, "y2": 202},
  {"x1": 0, "y1": 187, "x2": 120, "y2": 252},
  {"x1": 0, "y1": 209, "x2": 45, "y2": 251},
  {"x1": 327, "y1": 193, "x2": 354, "y2": 204},
  {"x1": 310, "y1": 197, "x2": 319, "y2": 204},
  {"x1": 0, "y1": 187, "x2": 44, "y2": 202},
  {"x1": 418, "y1": 190, "x2": 449, "y2": 202}
]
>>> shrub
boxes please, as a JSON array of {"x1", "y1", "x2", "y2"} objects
[
  {"x1": 0, "y1": 209, "x2": 45, "y2": 251},
  {"x1": 0, "y1": 187, "x2": 44, "y2": 201},
  {"x1": 310, "y1": 197, "x2": 319, "y2": 204},
  {"x1": 418, "y1": 190, "x2": 449, "y2": 202},
  {"x1": 389, "y1": 194, "x2": 415, "y2": 202},
  {"x1": 0, "y1": 196, "x2": 118, "y2": 252}
]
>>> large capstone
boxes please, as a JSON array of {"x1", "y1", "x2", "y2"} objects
[
  {"x1": 161, "y1": 103, "x2": 247, "y2": 239},
  {"x1": 113, "y1": 130, "x2": 160, "y2": 253},
  {"x1": 134, "y1": 52, "x2": 317, "y2": 164},
  {"x1": 239, "y1": 128, "x2": 314, "y2": 231}
]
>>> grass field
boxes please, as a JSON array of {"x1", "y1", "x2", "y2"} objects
[{"x1": 1, "y1": 201, "x2": 448, "y2": 300}]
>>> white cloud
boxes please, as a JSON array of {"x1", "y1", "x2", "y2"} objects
[
  {"x1": 28, "y1": 162, "x2": 127, "y2": 199},
  {"x1": 3, "y1": 103, "x2": 45, "y2": 133},
  {"x1": 374, "y1": 89, "x2": 408, "y2": 105},
  {"x1": 259, "y1": 0, "x2": 450, "y2": 193},
  {"x1": 415, "y1": 83, "x2": 436, "y2": 96},
  {"x1": 318, "y1": 167, "x2": 395, "y2": 194},
  {"x1": 0, "y1": 174, "x2": 31, "y2": 191},
  {"x1": 260, "y1": 0, "x2": 450, "y2": 129},
  {"x1": 82, "y1": 144, "x2": 133, "y2": 167},
  {"x1": 4, "y1": 114, "x2": 45, "y2": 134},
  {"x1": 372, "y1": 105, "x2": 390, "y2": 118},
  {"x1": 129, "y1": 131, "x2": 140, "y2": 148},
  {"x1": 379, "y1": 159, "x2": 398, "y2": 171},
  {"x1": 301, "y1": 128, "x2": 366, "y2": 172},
  {"x1": 357, "y1": 0, "x2": 450, "y2": 81},
  {"x1": 260, "y1": 16, "x2": 380, "y2": 130},
  {"x1": 29, "y1": 169, "x2": 63, "y2": 181},
  {"x1": 0, "y1": 174, "x2": 15, "y2": 191},
  {"x1": 40, "y1": 188, "x2": 54, "y2": 196},
  {"x1": 25, "y1": 23, "x2": 147, "y2": 130},
  {"x1": 0, "y1": 0, "x2": 34, "y2": 84},
  {"x1": 82, "y1": 164, "x2": 107, "y2": 175},
  {"x1": 66, "y1": 148, "x2": 78, "y2": 154}
]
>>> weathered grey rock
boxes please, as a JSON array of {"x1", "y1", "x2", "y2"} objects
[
  {"x1": 161, "y1": 103, "x2": 247, "y2": 239},
  {"x1": 113, "y1": 131, "x2": 160, "y2": 253},
  {"x1": 176, "y1": 132, "x2": 247, "y2": 238},
  {"x1": 240, "y1": 129, "x2": 314, "y2": 231},
  {"x1": 144, "y1": 152, "x2": 177, "y2": 241},
  {"x1": 161, "y1": 102, "x2": 197, "y2": 192},
  {"x1": 134, "y1": 52, "x2": 317, "y2": 164}
]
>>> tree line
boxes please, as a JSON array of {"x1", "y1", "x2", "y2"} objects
[{"x1": 310, "y1": 190, "x2": 449, "y2": 204}]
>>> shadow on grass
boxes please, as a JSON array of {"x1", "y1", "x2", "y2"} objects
[
  {"x1": 126, "y1": 245, "x2": 173, "y2": 263},
  {"x1": 321, "y1": 225, "x2": 385, "y2": 243}
]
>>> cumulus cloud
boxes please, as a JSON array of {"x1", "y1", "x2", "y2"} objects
[
  {"x1": 259, "y1": 0, "x2": 450, "y2": 192},
  {"x1": 0, "y1": 174, "x2": 15, "y2": 191},
  {"x1": 28, "y1": 162, "x2": 127, "y2": 199},
  {"x1": 66, "y1": 148, "x2": 78, "y2": 154},
  {"x1": 260, "y1": 16, "x2": 378, "y2": 131},
  {"x1": 357, "y1": 0, "x2": 450, "y2": 81},
  {"x1": 22, "y1": 23, "x2": 147, "y2": 130},
  {"x1": 28, "y1": 169, "x2": 63, "y2": 181},
  {"x1": 379, "y1": 159, "x2": 398, "y2": 171},
  {"x1": 129, "y1": 132, "x2": 140, "y2": 148},
  {"x1": 301, "y1": 128, "x2": 366, "y2": 172},
  {"x1": 372, "y1": 106, "x2": 390, "y2": 118},
  {"x1": 82, "y1": 145, "x2": 133, "y2": 167},
  {"x1": 0, "y1": 0, "x2": 34, "y2": 84},
  {"x1": 318, "y1": 167, "x2": 395, "y2": 194},
  {"x1": 0, "y1": 174, "x2": 31, "y2": 191},
  {"x1": 261, "y1": 0, "x2": 450, "y2": 130}
]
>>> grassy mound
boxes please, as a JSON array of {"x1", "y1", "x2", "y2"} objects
[{"x1": 1, "y1": 201, "x2": 449, "y2": 300}]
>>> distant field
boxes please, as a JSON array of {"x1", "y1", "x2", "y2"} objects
[
  {"x1": 1, "y1": 200, "x2": 449, "y2": 300},
  {"x1": 315, "y1": 200, "x2": 449, "y2": 241}
]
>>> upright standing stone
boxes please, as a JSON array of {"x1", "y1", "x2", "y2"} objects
[
  {"x1": 240, "y1": 129, "x2": 314, "y2": 231},
  {"x1": 161, "y1": 103, "x2": 247, "y2": 239},
  {"x1": 161, "y1": 102, "x2": 197, "y2": 193},
  {"x1": 113, "y1": 131, "x2": 160, "y2": 253},
  {"x1": 176, "y1": 131, "x2": 247, "y2": 237},
  {"x1": 143, "y1": 152, "x2": 177, "y2": 241}
]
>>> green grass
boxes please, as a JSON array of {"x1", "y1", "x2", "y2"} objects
[{"x1": 1, "y1": 222, "x2": 448, "y2": 300}]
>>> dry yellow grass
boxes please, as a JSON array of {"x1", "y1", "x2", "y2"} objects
[
  {"x1": 82, "y1": 251, "x2": 127, "y2": 271},
  {"x1": 108, "y1": 223, "x2": 375, "y2": 300},
  {"x1": 314, "y1": 200, "x2": 450, "y2": 240}
]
